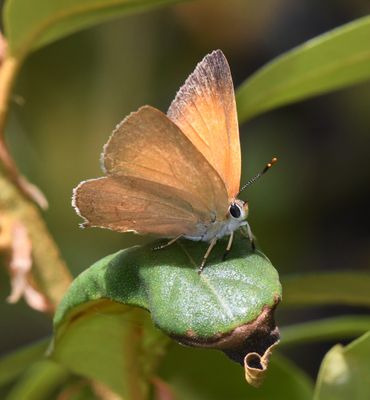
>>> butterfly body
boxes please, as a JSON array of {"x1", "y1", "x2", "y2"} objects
[
  {"x1": 184, "y1": 199, "x2": 248, "y2": 242},
  {"x1": 73, "y1": 50, "x2": 262, "y2": 271}
]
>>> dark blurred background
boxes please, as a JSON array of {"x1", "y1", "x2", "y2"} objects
[{"x1": 1, "y1": 0, "x2": 369, "y2": 379}]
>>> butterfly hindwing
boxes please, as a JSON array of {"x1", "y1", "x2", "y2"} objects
[{"x1": 73, "y1": 176, "x2": 206, "y2": 237}]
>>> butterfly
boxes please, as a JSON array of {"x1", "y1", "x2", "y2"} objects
[{"x1": 72, "y1": 50, "x2": 276, "y2": 272}]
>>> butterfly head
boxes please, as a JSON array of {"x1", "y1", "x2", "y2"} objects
[{"x1": 228, "y1": 199, "x2": 249, "y2": 222}]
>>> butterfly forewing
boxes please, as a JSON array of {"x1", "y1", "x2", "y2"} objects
[
  {"x1": 167, "y1": 50, "x2": 241, "y2": 199},
  {"x1": 102, "y1": 106, "x2": 228, "y2": 217},
  {"x1": 73, "y1": 106, "x2": 229, "y2": 237}
]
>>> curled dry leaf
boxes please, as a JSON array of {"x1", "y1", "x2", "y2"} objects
[
  {"x1": 244, "y1": 341, "x2": 280, "y2": 387},
  {"x1": 0, "y1": 214, "x2": 51, "y2": 312}
]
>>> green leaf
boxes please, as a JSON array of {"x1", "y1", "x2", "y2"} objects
[
  {"x1": 159, "y1": 343, "x2": 314, "y2": 400},
  {"x1": 281, "y1": 272, "x2": 370, "y2": 308},
  {"x1": 54, "y1": 238, "x2": 281, "y2": 341},
  {"x1": 314, "y1": 331, "x2": 370, "y2": 400},
  {"x1": 236, "y1": 16, "x2": 370, "y2": 122},
  {"x1": 281, "y1": 316, "x2": 370, "y2": 347},
  {"x1": 5, "y1": 360, "x2": 69, "y2": 400},
  {"x1": 52, "y1": 303, "x2": 168, "y2": 399},
  {"x1": 3, "y1": 0, "x2": 185, "y2": 58},
  {"x1": 0, "y1": 339, "x2": 49, "y2": 387},
  {"x1": 52, "y1": 238, "x2": 281, "y2": 395}
]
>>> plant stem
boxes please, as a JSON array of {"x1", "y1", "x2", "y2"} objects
[
  {"x1": 0, "y1": 55, "x2": 48, "y2": 208},
  {"x1": 0, "y1": 49, "x2": 72, "y2": 308},
  {"x1": 0, "y1": 55, "x2": 18, "y2": 133}
]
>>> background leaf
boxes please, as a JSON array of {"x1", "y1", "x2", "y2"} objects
[
  {"x1": 314, "y1": 331, "x2": 370, "y2": 400},
  {"x1": 236, "y1": 15, "x2": 370, "y2": 122},
  {"x1": 5, "y1": 360, "x2": 69, "y2": 400},
  {"x1": 3, "y1": 0, "x2": 185, "y2": 58},
  {"x1": 52, "y1": 302, "x2": 168, "y2": 399},
  {"x1": 281, "y1": 272, "x2": 370, "y2": 308},
  {"x1": 280, "y1": 316, "x2": 370, "y2": 347},
  {"x1": 0, "y1": 339, "x2": 49, "y2": 387}
]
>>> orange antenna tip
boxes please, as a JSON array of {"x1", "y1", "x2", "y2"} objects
[
  {"x1": 238, "y1": 155, "x2": 278, "y2": 196},
  {"x1": 262, "y1": 157, "x2": 278, "y2": 174}
]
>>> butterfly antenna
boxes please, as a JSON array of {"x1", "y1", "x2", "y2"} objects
[{"x1": 237, "y1": 157, "x2": 278, "y2": 196}]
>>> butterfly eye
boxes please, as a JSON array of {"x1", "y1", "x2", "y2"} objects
[{"x1": 229, "y1": 204, "x2": 241, "y2": 219}]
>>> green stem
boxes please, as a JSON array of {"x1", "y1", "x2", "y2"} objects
[{"x1": 280, "y1": 316, "x2": 370, "y2": 347}]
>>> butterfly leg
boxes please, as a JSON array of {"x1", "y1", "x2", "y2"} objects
[
  {"x1": 153, "y1": 235, "x2": 182, "y2": 251},
  {"x1": 222, "y1": 232, "x2": 234, "y2": 261},
  {"x1": 241, "y1": 222, "x2": 256, "y2": 251},
  {"x1": 198, "y1": 238, "x2": 218, "y2": 274}
]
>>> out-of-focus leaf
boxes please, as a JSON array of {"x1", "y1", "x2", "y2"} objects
[
  {"x1": 281, "y1": 316, "x2": 370, "y2": 347},
  {"x1": 236, "y1": 16, "x2": 370, "y2": 122},
  {"x1": 3, "y1": 0, "x2": 185, "y2": 58},
  {"x1": 159, "y1": 342, "x2": 314, "y2": 400},
  {"x1": 0, "y1": 338, "x2": 49, "y2": 387},
  {"x1": 52, "y1": 238, "x2": 281, "y2": 394},
  {"x1": 52, "y1": 302, "x2": 169, "y2": 399},
  {"x1": 281, "y1": 272, "x2": 370, "y2": 308},
  {"x1": 314, "y1": 331, "x2": 370, "y2": 400},
  {"x1": 5, "y1": 360, "x2": 69, "y2": 400}
]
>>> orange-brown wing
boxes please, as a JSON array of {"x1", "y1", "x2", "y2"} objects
[
  {"x1": 167, "y1": 49, "x2": 241, "y2": 199},
  {"x1": 73, "y1": 176, "x2": 209, "y2": 237},
  {"x1": 101, "y1": 105, "x2": 228, "y2": 219}
]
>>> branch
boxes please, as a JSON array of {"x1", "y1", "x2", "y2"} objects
[
  {"x1": 0, "y1": 39, "x2": 48, "y2": 209},
  {"x1": 0, "y1": 34, "x2": 71, "y2": 308}
]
